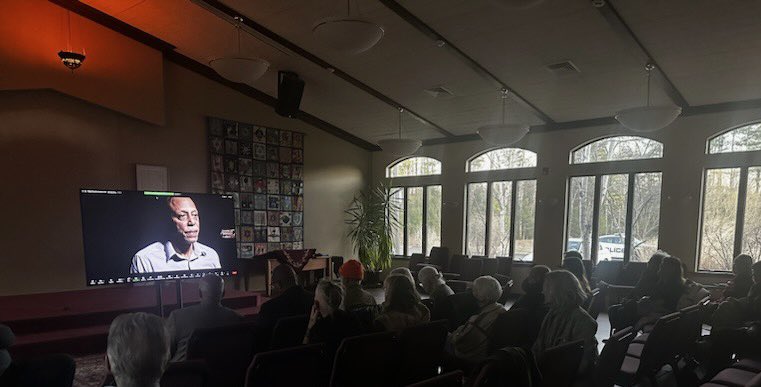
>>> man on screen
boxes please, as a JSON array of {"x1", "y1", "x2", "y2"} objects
[{"x1": 130, "y1": 197, "x2": 221, "y2": 273}]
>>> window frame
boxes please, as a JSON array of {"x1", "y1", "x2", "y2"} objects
[
  {"x1": 467, "y1": 147, "x2": 538, "y2": 172},
  {"x1": 565, "y1": 136, "x2": 665, "y2": 264},
  {"x1": 707, "y1": 121, "x2": 761, "y2": 155},
  {"x1": 386, "y1": 156, "x2": 442, "y2": 178},
  {"x1": 391, "y1": 184, "x2": 442, "y2": 257}
]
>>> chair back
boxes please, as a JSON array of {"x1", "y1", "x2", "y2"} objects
[
  {"x1": 496, "y1": 256, "x2": 513, "y2": 277},
  {"x1": 448, "y1": 254, "x2": 467, "y2": 274},
  {"x1": 594, "y1": 261, "x2": 622, "y2": 284},
  {"x1": 675, "y1": 303, "x2": 703, "y2": 356},
  {"x1": 270, "y1": 314, "x2": 309, "y2": 350},
  {"x1": 432, "y1": 292, "x2": 480, "y2": 331},
  {"x1": 474, "y1": 347, "x2": 539, "y2": 387},
  {"x1": 593, "y1": 327, "x2": 635, "y2": 387},
  {"x1": 161, "y1": 360, "x2": 209, "y2": 387},
  {"x1": 406, "y1": 371, "x2": 464, "y2": 387},
  {"x1": 245, "y1": 344, "x2": 324, "y2": 387},
  {"x1": 583, "y1": 260, "x2": 595, "y2": 283},
  {"x1": 638, "y1": 312, "x2": 681, "y2": 374},
  {"x1": 616, "y1": 262, "x2": 646, "y2": 286},
  {"x1": 488, "y1": 308, "x2": 533, "y2": 353},
  {"x1": 409, "y1": 253, "x2": 427, "y2": 270},
  {"x1": 186, "y1": 321, "x2": 256, "y2": 387},
  {"x1": 585, "y1": 288, "x2": 603, "y2": 320},
  {"x1": 460, "y1": 258, "x2": 484, "y2": 281},
  {"x1": 429, "y1": 247, "x2": 450, "y2": 270},
  {"x1": 330, "y1": 332, "x2": 396, "y2": 387},
  {"x1": 538, "y1": 339, "x2": 584, "y2": 387},
  {"x1": 481, "y1": 259, "x2": 499, "y2": 276},
  {"x1": 397, "y1": 320, "x2": 449, "y2": 385}
]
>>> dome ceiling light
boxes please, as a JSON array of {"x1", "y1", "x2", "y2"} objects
[
  {"x1": 378, "y1": 108, "x2": 422, "y2": 156},
  {"x1": 313, "y1": 0, "x2": 384, "y2": 55},
  {"x1": 210, "y1": 16, "x2": 270, "y2": 85},
  {"x1": 615, "y1": 63, "x2": 681, "y2": 133},
  {"x1": 477, "y1": 89, "x2": 530, "y2": 146}
]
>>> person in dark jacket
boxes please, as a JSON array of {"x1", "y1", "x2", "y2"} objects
[
  {"x1": 510, "y1": 265, "x2": 551, "y2": 343},
  {"x1": 256, "y1": 264, "x2": 313, "y2": 347},
  {"x1": 562, "y1": 256, "x2": 592, "y2": 296},
  {"x1": 722, "y1": 254, "x2": 754, "y2": 299},
  {"x1": 630, "y1": 251, "x2": 669, "y2": 300}
]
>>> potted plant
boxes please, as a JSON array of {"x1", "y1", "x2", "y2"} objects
[{"x1": 345, "y1": 182, "x2": 400, "y2": 286}]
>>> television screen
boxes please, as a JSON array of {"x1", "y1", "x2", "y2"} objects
[{"x1": 80, "y1": 189, "x2": 238, "y2": 286}]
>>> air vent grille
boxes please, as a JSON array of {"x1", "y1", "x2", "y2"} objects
[
  {"x1": 424, "y1": 85, "x2": 455, "y2": 98},
  {"x1": 545, "y1": 60, "x2": 581, "y2": 76}
]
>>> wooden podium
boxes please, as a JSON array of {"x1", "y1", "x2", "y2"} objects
[{"x1": 265, "y1": 257, "x2": 331, "y2": 296}]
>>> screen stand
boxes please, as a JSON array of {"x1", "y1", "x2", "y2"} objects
[
  {"x1": 175, "y1": 279, "x2": 184, "y2": 309},
  {"x1": 156, "y1": 282, "x2": 165, "y2": 318}
]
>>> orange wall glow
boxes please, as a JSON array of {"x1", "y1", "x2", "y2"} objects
[{"x1": 0, "y1": 0, "x2": 165, "y2": 125}]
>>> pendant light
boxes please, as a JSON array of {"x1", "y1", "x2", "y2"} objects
[
  {"x1": 615, "y1": 63, "x2": 681, "y2": 132},
  {"x1": 210, "y1": 16, "x2": 269, "y2": 85},
  {"x1": 377, "y1": 108, "x2": 422, "y2": 156},
  {"x1": 477, "y1": 89, "x2": 530, "y2": 146},
  {"x1": 58, "y1": 10, "x2": 86, "y2": 71},
  {"x1": 313, "y1": 0, "x2": 384, "y2": 55}
]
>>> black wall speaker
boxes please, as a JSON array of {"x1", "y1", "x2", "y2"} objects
[{"x1": 276, "y1": 71, "x2": 304, "y2": 118}]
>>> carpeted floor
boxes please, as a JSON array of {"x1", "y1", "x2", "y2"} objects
[{"x1": 73, "y1": 354, "x2": 107, "y2": 387}]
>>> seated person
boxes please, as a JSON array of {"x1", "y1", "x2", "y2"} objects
[
  {"x1": 562, "y1": 255, "x2": 592, "y2": 296},
  {"x1": 339, "y1": 260, "x2": 377, "y2": 310},
  {"x1": 628, "y1": 251, "x2": 668, "y2": 300},
  {"x1": 106, "y1": 312, "x2": 170, "y2": 387},
  {"x1": 390, "y1": 267, "x2": 416, "y2": 287},
  {"x1": 375, "y1": 274, "x2": 430, "y2": 333},
  {"x1": 712, "y1": 261, "x2": 761, "y2": 329},
  {"x1": 418, "y1": 266, "x2": 454, "y2": 304},
  {"x1": 510, "y1": 265, "x2": 551, "y2": 342},
  {"x1": 257, "y1": 264, "x2": 314, "y2": 331},
  {"x1": 0, "y1": 323, "x2": 75, "y2": 387},
  {"x1": 166, "y1": 274, "x2": 242, "y2": 361},
  {"x1": 303, "y1": 280, "x2": 363, "y2": 359},
  {"x1": 722, "y1": 254, "x2": 754, "y2": 299},
  {"x1": 533, "y1": 270, "x2": 598, "y2": 376},
  {"x1": 447, "y1": 276, "x2": 504, "y2": 363}
]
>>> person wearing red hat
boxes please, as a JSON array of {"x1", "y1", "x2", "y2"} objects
[{"x1": 339, "y1": 260, "x2": 377, "y2": 310}]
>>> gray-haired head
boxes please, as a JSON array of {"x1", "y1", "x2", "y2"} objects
[
  {"x1": 107, "y1": 312, "x2": 169, "y2": 387},
  {"x1": 472, "y1": 276, "x2": 503, "y2": 306},
  {"x1": 316, "y1": 279, "x2": 344, "y2": 315},
  {"x1": 389, "y1": 267, "x2": 416, "y2": 287},
  {"x1": 199, "y1": 273, "x2": 224, "y2": 305},
  {"x1": 418, "y1": 266, "x2": 445, "y2": 294}
]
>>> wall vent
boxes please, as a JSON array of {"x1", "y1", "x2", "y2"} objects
[
  {"x1": 545, "y1": 60, "x2": 581, "y2": 76},
  {"x1": 424, "y1": 85, "x2": 455, "y2": 98}
]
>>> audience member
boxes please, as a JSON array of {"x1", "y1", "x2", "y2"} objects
[
  {"x1": 257, "y1": 264, "x2": 313, "y2": 330},
  {"x1": 722, "y1": 254, "x2": 754, "y2": 299},
  {"x1": 562, "y1": 256, "x2": 592, "y2": 296},
  {"x1": 712, "y1": 261, "x2": 761, "y2": 329},
  {"x1": 418, "y1": 266, "x2": 454, "y2": 304},
  {"x1": 510, "y1": 265, "x2": 551, "y2": 342},
  {"x1": 629, "y1": 251, "x2": 668, "y2": 300},
  {"x1": 165, "y1": 274, "x2": 242, "y2": 361},
  {"x1": 376, "y1": 274, "x2": 430, "y2": 333},
  {"x1": 303, "y1": 280, "x2": 362, "y2": 357},
  {"x1": 532, "y1": 270, "x2": 598, "y2": 376},
  {"x1": 0, "y1": 323, "x2": 75, "y2": 387},
  {"x1": 389, "y1": 267, "x2": 416, "y2": 287},
  {"x1": 447, "y1": 276, "x2": 504, "y2": 362},
  {"x1": 339, "y1": 260, "x2": 377, "y2": 310},
  {"x1": 106, "y1": 312, "x2": 170, "y2": 387}
]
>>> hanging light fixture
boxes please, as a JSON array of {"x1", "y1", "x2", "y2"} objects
[
  {"x1": 210, "y1": 16, "x2": 269, "y2": 85},
  {"x1": 313, "y1": 0, "x2": 384, "y2": 55},
  {"x1": 378, "y1": 108, "x2": 422, "y2": 156},
  {"x1": 615, "y1": 63, "x2": 681, "y2": 132},
  {"x1": 477, "y1": 89, "x2": 530, "y2": 146},
  {"x1": 58, "y1": 11, "x2": 85, "y2": 72}
]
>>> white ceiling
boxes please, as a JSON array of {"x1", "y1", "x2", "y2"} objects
[{"x1": 80, "y1": 0, "x2": 761, "y2": 144}]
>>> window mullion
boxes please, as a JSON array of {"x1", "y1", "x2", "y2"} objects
[
  {"x1": 591, "y1": 176, "x2": 602, "y2": 263},
  {"x1": 623, "y1": 173, "x2": 636, "y2": 263},
  {"x1": 485, "y1": 182, "x2": 493, "y2": 257},
  {"x1": 403, "y1": 187, "x2": 409, "y2": 257},
  {"x1": 734, "y1": 168, "x2": 749, "y2": 257},
  {"x1": 422, "y1": 185, "x2": 428, "y2": 256},
  {"x1": 509, "y1": 180, "x2": 518, "y2": 260}
]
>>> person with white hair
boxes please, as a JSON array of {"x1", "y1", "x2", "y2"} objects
[
  {"x1": 166, "y1": 274, "x2": 242, "y2": 361},
  {"x1": 418, "y1": 266, "x2": 453, "y2": 304},
  {"x1": 447, "y1": 276, "x2": 504, "y2": 362},
  {"x1": 106, "y1": 312, "x2": 170, "y2": 387},
  {"x1": 389, "y1": 267, "x2": 416, "y2": 287}
]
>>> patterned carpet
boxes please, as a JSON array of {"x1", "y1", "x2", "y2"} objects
[{"x1": 73, "y1": 354, "x2": 107, "y2": 387}]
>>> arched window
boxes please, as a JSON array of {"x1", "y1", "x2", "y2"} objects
[
  {"x1": 571, "y1": 136, "x2": 663, "y2": 164},
  {"x1": 386, "y1": 157, "x2": 442, "y2": 256},
  {"x1": 468, "y1": 148, "x2": 537, "y2": 172},
  {"x1": 565, "y1": 136, "x2": 664, "y2": 263},
  {"x1": 464, "y1": 148, "x2": 538, "y2": 261},
  {"x1": 387, "y1": 157, "x2": 441, "y2": 178},
  {"x1": 698, "y1": 122, "x2": 761, "y2": 272},
  {"x1": 708, "y1": 122, "x2": 761, "y2": 154}
]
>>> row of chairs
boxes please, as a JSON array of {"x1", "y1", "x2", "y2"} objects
[
  {"x1": 702, "y1": 358, "x2": 761, "y2": 386},
  {"x1": 409, "y1": 248, "x2": 513, "y2": 282},
  {"x1": 181, "y1": 319, "x2": 450, "y2": 387}
]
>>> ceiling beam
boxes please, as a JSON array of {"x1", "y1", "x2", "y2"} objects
[
  {"x1": 378, "y1": 0, "x2": 556, "y2": 125},
  {"x1": 596, "y1": 0, "x2": 690, "y2": 108},
  {"x1": 47, "y1": 0, "x2": 381, "y2": 151},
  {"x1": 192, "y1": 0, "x2": 455, "y2": 138}
]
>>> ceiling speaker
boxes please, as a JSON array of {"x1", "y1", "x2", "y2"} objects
[{"x1": 276, "y1": 71, "x2": 304, "y2": 118}]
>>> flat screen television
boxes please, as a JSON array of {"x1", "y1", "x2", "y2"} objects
[{"x1": 80, "y1": 189, "x2": 238, "y2": 286}]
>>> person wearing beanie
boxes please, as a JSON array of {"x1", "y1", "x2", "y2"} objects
[{"x1": 339, "y1": 260, "x2": 377, "y2": 310}]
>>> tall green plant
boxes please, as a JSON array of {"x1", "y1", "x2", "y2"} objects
[{"x1": 345, "y1": 183, "x2": 400, "y2": 271}]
